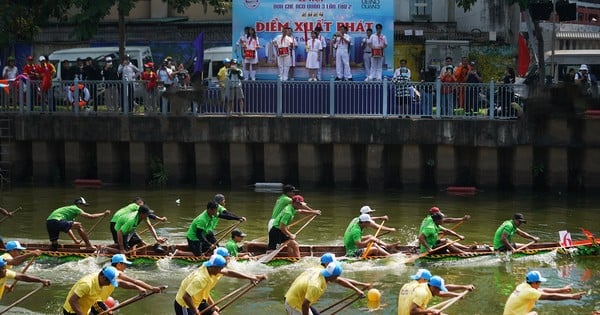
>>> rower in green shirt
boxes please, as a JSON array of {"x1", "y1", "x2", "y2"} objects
[
  {"x1": 213, "y1": 194, "x2": 246, "y2": 231},
  {"x1": 343, "y1": 214, "x2": 391, "y2": 257},
  {"x1": 268, "y1": 184, "x2": 298, "y2": 232},
  {"x1": 182, "y1": 201, "x2": 221, "y2": 256},
  {"x1": 114, "y1": 205, "x2": 166, "y2": 254},
  {"x1": 225, "y1": 229, "x2": 251, "y2": 259},
  {"x1": 46, "y1": 197, "x2": 110, "y2": 251},
  {"x1": 493, "y1": 213, "x2": 539, "y2": 251},
  {"x1": 418, "y1": 212, "x2": 466, "y2": 254},
  {"x1": 109, "y1": 197, "x2": 167, "y2": 244},
  {"x1": 419, "y1": 206, "x2": 470, "y2": 231}
]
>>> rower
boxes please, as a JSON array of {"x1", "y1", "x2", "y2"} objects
[
  {"x1": 0, "y1": 257, "x2": 50, "y2": 301},
  {"x1": 46, "y1": 197, "x2": 110, "y2": 251},
  {"x1": 344, "y1": 205, "x2": 394, "y2": 234},
  {"x1": 1, "y1": 240, "x2": 42, "y2": 269},
  {"x1": 92, "y1": 254, "x2": 165, "y2": 314},
  {"x1": 183, "y1": 201, "x2": 221, "y2": 257},
  {"x1": 113, "y1": 205, "x2": 167, "y2": 254},
  {"x1": 418, "y1": 212, "x2": 467, "y2": 254},
  {"x1": 174, "y1": 254, "x2": 267, "y2": 315},
  {"x1": 225, "y1": 229, "x2": 252, "y2": 259},
  {"x1": 420, "y1": 206, "x2": 470, "y2": 230},
  {"x1": 319, "y1": 252, "x2": 372, "y2": 289},
  {"x1": 109, "y1": 197, "x2": 167, "y2": 244},
  {"x1": 268, "y1": 184, "x2": 298, "y2": 233},
  {"x1": 493, "y1": 213, "x2": 539, "y2": 252},
  {"x1": 63, "y1": 266, "x2": 146, "y2": 315},
  {"x1": 344, "y1": 214, "x2": 393, "y2": 257},
  {"x1": 284, "y1": 261, "x2": 365, "y2": 315},
  {"x1": 213, "y1": 194, "x2": 246, "y2": 227},
  {"x1": 267, "y1": 195, "x2": 321, "y2": 258}
]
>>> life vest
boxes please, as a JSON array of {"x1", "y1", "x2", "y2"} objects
[{"x1": 69, "y1": 84, "x2": 88, "y2": 108}]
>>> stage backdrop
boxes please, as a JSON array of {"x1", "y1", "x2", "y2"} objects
[{"x1": 232, "y1": 0, "x2": 394, "y2": 75}]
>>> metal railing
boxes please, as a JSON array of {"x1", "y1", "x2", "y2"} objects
[{"x1": 0, "y1": 78, "x2": 524, "y2": 119}]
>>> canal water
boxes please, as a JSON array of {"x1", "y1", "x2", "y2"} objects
[{"x1": 0, "y1": 187, "x2": 598, "y2": 314}]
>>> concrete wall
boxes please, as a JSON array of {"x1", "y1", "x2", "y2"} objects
[{"x1": 5, "y1": 115, "x2": 600, "y2": 191}]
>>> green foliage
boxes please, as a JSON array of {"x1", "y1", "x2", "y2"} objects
[
  {"x1": 573, "y1": 244, "x2": 600, "y2": 256},
  {"x1": 456, "y1": 0, "x2": 479, "y2": 12},
  {"x1": 149, "y1": 156, "x2": 168, "y2": 187},
  {"x1": 0, "y1": 0, "x2": 72, "y2": 46},
  {"x1": 468, "y1": 46, "x2": 516, "y2": 82},
  {"x1": 532, "y1": 163, "x2": 544, "y2": 178}
]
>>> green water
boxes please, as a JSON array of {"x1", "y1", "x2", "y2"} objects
[{"x1": 0, "y1": 187, "x2": 598, "y2": 314}]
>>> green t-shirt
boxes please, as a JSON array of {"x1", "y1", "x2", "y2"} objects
[
  {"x1": 47, "y1": 205, "x2": 83, "y2": 221},
  {"x1": 419, "y1": 215, "x2": 433, "y2": 231},
  {"x1": 344, "y1": 223, "x2": 363, "y2": 256},
  {"x1": 344, "y1": 217, "x2": 359, "y2": 237},
  {"x1": 114, "y1": 211, "x2": 142, "y2": 235},
  {"x1": 110, "y1": 203, "x2": 139, "y2": 223},
  {"x1": 186, "y1": 211, "x2": 216, "y2": 241},
  {"x1": 271, "y1": 194, "x2": 292, "y2": 220},
  {"x1": 493, "y1": 220, "x2": 517, "y2": 250},
  {"x1": 209, "y1": 204, "x2": 227, "y2": 231},
  {"x1": 225, "y1": 239, "x2": 239, "y2": 257},
  {"x1": 419, "y1": 220, "x2": 440, "y2": 253},
  {"x1": 273, "y1": 204, "x2": 296, "y2": 229}
]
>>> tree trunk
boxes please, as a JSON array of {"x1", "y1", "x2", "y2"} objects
[{"x1": 534, "y1": 20, "x2": 546, "y2": 88}]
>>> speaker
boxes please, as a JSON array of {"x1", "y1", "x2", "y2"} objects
[
  {"x1": 556, "y1": 1, "x2": 577, "y2": 22},
  {"x1": 528, "y1": 1, "x2": 553, "y2": 21}
]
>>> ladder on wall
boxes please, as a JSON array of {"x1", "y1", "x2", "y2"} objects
[{"x1": 0, "y1": 118, "x2": 12, "y2": 189}]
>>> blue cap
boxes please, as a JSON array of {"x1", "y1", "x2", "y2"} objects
[
  {"x1": 0, "y1": 257, "x2": 6, "y2": 268},
  {"x1": 321, "y1": 262, "x2": 343, "y2": 278},
  {"x1": 5, "y1": 241, "x2": 26, "y2": 251},
  {"x1": 410, "y1": 269, "x2": 432, "y2": 280},
  {"x1": 111, "y1": 254, "x2": 132, "y2": 265},
  {"x1": 428, "y1": 276, "x2": 448, "y2": 292},
  {"x1": 526, "y1": 271, "x2": 547, "y2": 283},
  {"x1": 223, "y1": 58, "x2": 231, "y2": 63},
  {"x1": 203, "y1": 254, "x2": 227, "y2": 268},
  {"x1": 102, "y1": 266, "x2": 119, "y2": 287},
  {"x1": 214, "y1": 247, "x2": 230, "y2": 257},
  {"x1": 320, "y1": 253, "x2": 336, "y2": 265}
]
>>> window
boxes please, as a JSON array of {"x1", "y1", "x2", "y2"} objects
[{"x1": 411, "y1": 0, "x2": 432, "y2": 20}]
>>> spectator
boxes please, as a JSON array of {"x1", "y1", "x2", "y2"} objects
[
  {"x1": 395, "y1": 59, "x2": 412, "y2": 81},
  {"x1": 440, "y1": 65, "x2": 457, "y2": 116},
  {"x1": 315, "y1": 26, "x2": 327, "y2": 80},
  {"x1": 175, "y1": 63, "x2": 190, "y2": 88},
  {"x1": 465, "y1": 62, "x2": 483, "y2": 115},
  {"x1": 36, "y1": 56, "x2": 56, "y2": 112},
  {"x1": 70, "y1": 58, "x2": 84, "y2": 80},
  {"x1": 101, "y1": 56, "x2": 119, "y2": 112},
  {"x1": 420, "y1": 65, "x2": 437, "y2": 116},
  {"x1": 141, "y1": 62, "x2": 158, "y2": 112},
  {"x1": 117, "y1": 55, "x2": 140, "y2": 112},
  {"x1": 455, "y1": 57, "x2": 471, "y2": 109},
  {"x1": 67, "y1": 83, "x2": 91, "y2": 109},
  {"x1": 22, "y1": 56, "x2": 37, "y2": 110},
  {"x1": 217, "y1": 58, "x2": 232, "y2": 107},
  {"x1": 226, "y1": 59, "x2": 245, "y2": 115},
  {"x1": 157, "y1": 61, "x2": 175, "y2": 111},
  {"x1": 499, "y1": 66, "x2": 516, "y2": 117},
  {"x1": 439, "y1": 56, "x2": 454, "y2": 79},
  {"x1": 83, "y1": 57, "x2": 101, "y2": 110},
  {"x1": 60, "y1": 60, "x2": 73, "y2": 81},
  {"x1": 2, "y1": 56, "x2": 19, "y2": 109},
  {"x1": 575, "y1": 64, "x2": 597, "y2": 97},
  {"x1": 393, "y1": 71, "x2": 418, "y2": 117}
]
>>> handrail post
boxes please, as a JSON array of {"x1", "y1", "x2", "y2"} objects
[
  {"x1": 489, "y1": 80, "x2": 495, "y2": 119},
  {"x1": 19, "y1": 80, "x2": 24, "y2": 114},
  {"x1": 25, "y1": 80, "x2": 31, "y2": 113},
  {"x1": 276, "y1": 79, "x2": 283, "y2": 117},
  {"x1": 382, "y1": 79, "x2": 388, "y2": 117},
  {"x1": 122, "y1": 79, "x2": 129, "y2": 114},
  {"x1": 329, "y1": 76, "x2": 335, "y2": 117},
  {"x1": 435, "y1": 79, "x2": 441, "y2": 118}
]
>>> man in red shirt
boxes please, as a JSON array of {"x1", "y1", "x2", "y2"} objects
[
  {"x1": 35, "y1": 56, "x2": 56, "y2": 111},
  {"x1": 22, "y1": 56, "x2": 37, "y2": 110}
]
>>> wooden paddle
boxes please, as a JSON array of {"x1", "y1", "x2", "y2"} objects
[
  {"x1": 137, "y1": 220, "x2": 163, "y2": 236},
  {"x1": 215, "y1": 221, "x2": 241, "y2": 237},
  {"x1": 319, "y1": 284, "x2": 370, "y2": 314},
  {"x1": 513, "y1": 240, "x2": 536, "y2": 253},
  {"x1": 97, "y1": 290, "x2": 159, "y2": 315},
  {"x1": 125, "y1": 243, "x2": 154, "y2": 255},
  {"x1": 218, "y1": 279, "x2": 263, "y2": 312},
  {"x1": 86, "y1": 214, "x2": 107, "y2": 237},
  {"x1": 0, "y1": 207, "x2": 21, "y2": 224},
  {"x1": 200, "y1": 279, "x2": 263, "y2": 315},
  {"x1": 258, "y1": 214, "x2": 317, "y2": 264},
  {"x1": 429, "y1": 290, "x2": 470, "y2": 312},
  {"x1": 201, "y1": 221, "x2": 243, "y2": 256},
  {"x1": 0, "y1": 284, "x2": 44, "y2": 315},
  {"x1": 404, "y1": 238, "x2": 463, "y2": 264},
  {"x1": 441, "y1": 220, "x2": 465, "y2": 236},
  {"x1": 8, "y1": 256, "x2": 37, "y2": 290},
  {"x1": 361, "y1": 220, "x2": 386, "y2": 259},
  {"x1": 327, "y1": 295, "x2": 363, "y2": 315}
]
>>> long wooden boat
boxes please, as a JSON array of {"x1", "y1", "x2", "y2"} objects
[{"x1": 5, "y1": 239, "x2": 595, "y2": 267}]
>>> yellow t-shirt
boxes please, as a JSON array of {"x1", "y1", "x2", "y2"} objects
[
  {"x1": 397, "y1": 281, "x2": 421, "y2": 315},
  {"x1": 63, "y1": 273, "x2": 107, "y2": 313},
  {"x1": 0, "y1": 253, "x2": 13, "y2": 270},
  {"x1": 503, "y1": 282, "x2": 542, "y2": 315},
  {"x1": 98, "y1": 270, "x2": 119, "y2": 301},
  {"x1": 0, "y1": 269, "x2": 17, "y2": 300},
  {"x1": 284, "y1": 269, "x2": 327, "y2": 311},
  {"x1": 217, "y1": 66, "x2": 228, "y2": 84},
  {"x1": 175, "y1": 266, "x2": 222, "y2": 308}
]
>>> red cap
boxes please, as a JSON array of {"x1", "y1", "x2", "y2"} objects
[
  {"x1": 292, "y1": 195, "x2": 305, "y2": 204},
  {"x1": 429, "y1": 207, "x2": 440, "y2": 214},
  {"x1": 26, "y1": 56, "x2": 33, "y2": 60}
]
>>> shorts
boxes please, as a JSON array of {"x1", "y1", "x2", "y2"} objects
[
  {"x1": 47, "y1": 219, "x2": 74, "y2": 242},
  {"x1": 267, "y1": 227, "x2": 289, "y2": 250},
  {"x1": 62, "y1": 309, "x2": 76, "y2": 315},
  {"x1": 347, "y1": 248, "x2": 365, "y2": 258},
  {"x1": 187, "y1": 238, "x2": 212, "y2": 256},
  {"x1": 284, "y1": 301, "x2": 320, "y2": 315},
  {"x1": 90, "y1": 301, "x2": 110, "y2": 315},
  {"x1": 495, "y1": 244, "x2": 516, "y2": 252},
  {"x1": 124, "y1": 233, "x2": 143, "y2": 250},
  {"x1": 228, "y1": 87, "x2": 244, "y2": 100},
  {"x1": 174, "y1": 299, "x2": 214, "y2": 315}
]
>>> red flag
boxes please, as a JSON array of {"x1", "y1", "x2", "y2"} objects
[{"x1": 517, "y1": 34, "x2": 530, "y2": 76}]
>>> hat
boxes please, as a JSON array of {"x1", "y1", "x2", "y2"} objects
[
  {"x1": 292, "y1": 195, "x2": 306, "y2": 205},
  {"x1": 102, "y1": 266, "x2": 120, "y2": 287},
  {"x1": 144, "y1": 62, "x2": 154, "y2": 68},
  {"x1": 165, "y1": 56, "x2": 173, "y2": 60},
  {"x1": 526, "y1": 270, "x2": 547, "y2": 283},
  {"x1": 7, "y1": 56, "x2": 15, "y2": 62},
  {"x1": 5, "y1": 241, "x2": 26, "y2": 251},
  {"x1": 38, "y1": 56, "x2": 46, "y2": 62},
  {"x1": 231, "y1": 229, "x2": 247, "y2": 238},
  {"x1": 231, "y1": 58, "x2": 238, "y2": 64},
  {"x1": 74, "y1": 197, "x2": 89, "y2": 206},
  {"x1": 410, "y1": 269, "x2": 432, "y2": 280},
  {"x1": 428, "y1": 276, "x2": 448, "y2": 292},
  {"x1": 214, "y1": 247, "x2": 230, "y2": 257},
  {"x1": 0, "y1": 257, "x2": 6, "y2": 268},
  {"x1": 203, "y1": 254, "x2": 227, "y2": 268},
  {"x1": 429, "y1": 207, "x2": 440, "y2": 214},
  {"x1": 105, "y1": 56, "x2": 112, "y2": 62},
  {"x1": 214, "y1": 194, "x2": 225, "y2": 203},
  {"x1": 360, "y1": 206, "x2": 376, "y2": 214},
  {"x1": 513, "y1": 213, "x2": 527, "y2": 223},
  {"x1": 358, "y1": 213, "x2": 372, "y2": 223},
  {"x1": 320, "y1": 253, "x2": 336, "y2": 265},
  {"x1": 321, "y1": 262, "x2": 343, "y2": 277},
  {"x1": 223, "y1": 58, "x2": 231, "y2": 64},
  {"x1": 138, "y1": 205, "x2": 152, "y2": 214},
  {"x1": 283, "y1": 184, "x2": 299, "y2": 194},
  {"x1": 111, "y1": 254, "x2": 132, "y2": 265},
  {"x1": 26, "y1": 56, "x2": 33, "y2": 61},
  {"x1": 580, "y1": 64, "x2": 589, "y2": 71}
]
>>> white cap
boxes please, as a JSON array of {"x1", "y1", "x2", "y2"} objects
[
  {"x1": 38, "y1": 56, "x2": 46, "y2": 62},
  {"x1": 358, "y1": 213, "x2": 372, "y2": 223},
  {"x1": 360, "y1": 206, "x2": 376, "y2": 214},
  {"x1": 580, "y1": 64, "x2": 589, "y2": 71},
  {"x1": 105, "y1": 56, "x2": 112, "y2": 62}
]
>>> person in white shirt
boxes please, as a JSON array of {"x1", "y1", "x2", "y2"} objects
[
  {"x1": 315, "y1": 26, "x2": 327, "y2": 80},
  {"x1": 117, "y1": 56, "x2": 140, "y2": 112},
  {"x1": 236, "y1": 27, "x2": 250, "y2": 74},
  {"x1": 333, "y1": 25, "x2": 352, "y2": 81},
  {"x1": 305, "y1": 31, "x2": 323, "y2": 81},
  {"x1": 287, "y1": 28, "x2": 298, "y2": 80},
  {"x1": 361, "y1": 28, "x2": 373, "y2": 81},
  {"x1": 243, "y1": 27, "x2": 260, "y2": 80},
  {"x1": 273, "y1": 28, "x2": 294, "y2": 81},
  {"x1": 2, "y1": 56, "x2": 18, "y2": 109},
  {"x1": 368, "y1": 24, "x2": 388, "y2": 81}
]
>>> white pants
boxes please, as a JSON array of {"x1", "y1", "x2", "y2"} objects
[
  {"x1": 363, "y1": 53, "x2": 371, "y2": 79},
  {"x1": 285, "y1": 301, "x2": 313, "y2": 315},
  {"x1": 335, "y1": 49, "x2": 352, "y2": 79},
  {"x1": 277, "y1": 56, "x2": 291, "y2": 81},
  {"x1": 370, "y1": 56, "x2": 384, "y2": 80}
]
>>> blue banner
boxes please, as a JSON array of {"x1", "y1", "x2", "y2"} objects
[{"x1": 232, "y1": 0, "x2": 394, "y2": 79}]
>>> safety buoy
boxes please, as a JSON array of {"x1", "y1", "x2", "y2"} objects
[
  {"x1": 74, "y1": 179, "x2": 102, "y2": 188},
  {"x1": 446, "y1": 186, "x2": 478, "y2": 193}
]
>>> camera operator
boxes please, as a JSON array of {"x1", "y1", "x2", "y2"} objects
[
  {"x1": 575, "y1": 64, "x2": 597, "y2": 96},
  {"x1": 226, "y1": 59, "x2": 245, "y2": 115}
]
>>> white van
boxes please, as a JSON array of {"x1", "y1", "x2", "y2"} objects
[
  {"x1": 545, "y1": 49, "x2": 600, "y2": 83},
  {"x1": 48, "y1": 46, "x2": 153, "y2": 80},
  {"x1": 203, "y1": 46, "x2": 233, "y2": 85}
]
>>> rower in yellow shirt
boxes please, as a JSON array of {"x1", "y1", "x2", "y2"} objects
[{"x1": 0, "y1": 257, "x2": 50, "y2": 301}]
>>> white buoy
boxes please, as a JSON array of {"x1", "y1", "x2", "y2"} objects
[{"x1": 254, "y1": 182, "x2": 284, "y2": 188}]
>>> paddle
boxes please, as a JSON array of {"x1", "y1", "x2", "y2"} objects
[
  {"x1": 441, "y1": 220, "x2": 465, "y2": 236},
  {"x1": 320, "y1": 284, "x2": 370, "y2": 314},
  {"x1": 513, "y1": 240, "x2": 536, "y2": 253},
  {"x1": 218, "y1": 279, "x2": 263, "y2": 312},
  {"x1": 429, "y1": 290, "x2": 470, "y2": 312},
  {"x1": 199, "y1": 279, "x2": 263, "y2": 315},
  {"x1": 137, "y1": 220, "x2": 163, "y2": 236},
  {"x1": 0, "y1": 284, "x2": 44, "y2": 315},
  {"x1": 215, "y1": 221, "x2": 240, "y2": 237},
  {"x1": 97, "y1": 290, "x2": 160, "y2": 315},
  {"x1": 327, "y1": 295, "x2": 363, "y2": 315},
  {"x1": 0, "y1": 206, "x2": 21, "y2": 224},
  {"x1": 8, "y1": 256, "x2": 37, "y2": 290},
  {"x1": 87, "y1": 214, "x2": 107, "y2": 238},
  {"x1": 361, "y1": 220, "x2": 386, "y2": 259},
  {"x1": 404, "y1": 238, "x2": 463, "y2": 264},
  {"x1": 258, "y1": 214, "x2": 317, "y2": 264},
  {"x1": 125, "y1": 243, "x2": 154, "y2": 255}
]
